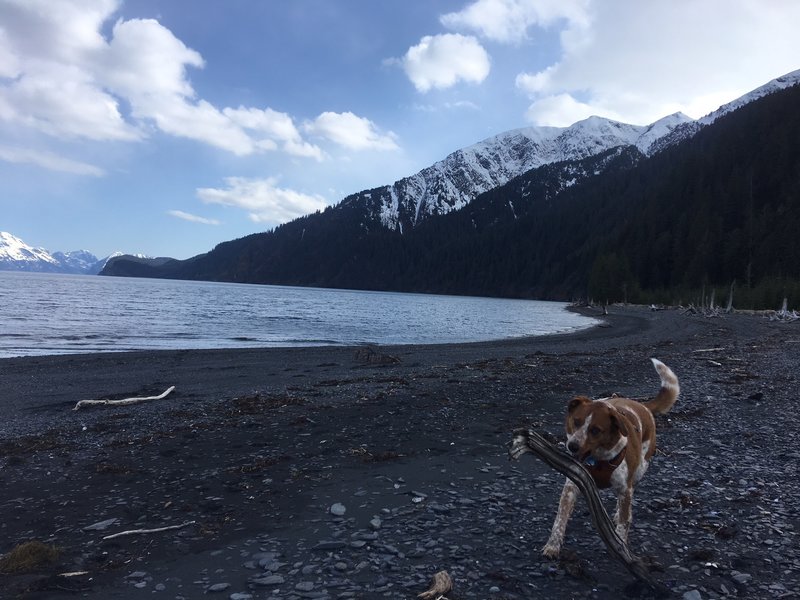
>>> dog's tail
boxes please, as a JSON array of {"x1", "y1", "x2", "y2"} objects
[{"x1": 643, "y1": 358, "x2": 679, "y2": 415}]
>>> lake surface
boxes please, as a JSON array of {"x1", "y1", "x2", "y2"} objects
[{"x1": 0, "y1": 272, "x2": 597, "y2": 358}]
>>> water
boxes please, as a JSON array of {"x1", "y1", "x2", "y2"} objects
[{"x1": 0, "y1": 272, "x2": 597, "y2": 358}]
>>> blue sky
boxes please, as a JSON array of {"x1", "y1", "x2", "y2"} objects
[{"x1": 2, "y1": 0, "x2": 799, "y2": 259}]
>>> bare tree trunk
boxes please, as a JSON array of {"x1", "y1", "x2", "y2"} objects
[{"x1": 725, "y1": 281, "x2": 735, "y2": 314}]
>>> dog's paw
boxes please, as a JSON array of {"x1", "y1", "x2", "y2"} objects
[{"x1": 541, "y1": 542, "x2": 561, "y2": 559}]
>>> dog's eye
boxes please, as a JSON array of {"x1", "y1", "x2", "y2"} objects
[{"x1": 589, "y1": 426, "x2": 601, "y2": 436}]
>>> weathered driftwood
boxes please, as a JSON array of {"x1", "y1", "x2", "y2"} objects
[
  {"x1": 101, "y1": 520, "x2": 195, "y2": 540},
  {"x1": 74, "y1": 386, "x2": 176, "y2": 411},
  {"x1": 770, "y1": 298, "x2": 799, "y2": 322},
  {"x1": 509, "y1": 429, "x2": 669, "y2": 595},
  {"x1": 417, "y1": 569, "x2": 453, "y2": 600}
]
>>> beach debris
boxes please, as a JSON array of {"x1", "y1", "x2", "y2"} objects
[
  {"x1": 73, "y1": 385, "x2": 176, "y2": 410},
  {"x1": 353, "y1": 346, "x2": 400, "y2": 365},
  {"x1": 0, "y1": 541, "x2": 61, "y2": 574},
  {"x1": 769, "y1": 298, "x2": 799, "y2": 322},
  {"x1": 83, "y1": 517, "x2": 119, "y2": 531},
  {"x1": 101, "y1": 520, "x2": 196, "y2": 540},
  {"x1": 508, "y1": 428, "x2": 669, "y2": 596},
  {"x1": 417, "y1": 569, "x2": 453, "y2": 600}
]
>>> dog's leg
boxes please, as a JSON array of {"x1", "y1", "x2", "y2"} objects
[
  {"x1": 542, "y1": 479, "x2": 578, "y2": 558},
  {"x1": 614, "y1": 487, "x2": 634, "y2": 542}
]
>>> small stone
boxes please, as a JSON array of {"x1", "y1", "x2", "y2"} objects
[
  {"x1": 731, "y1": 571, "x2": 752, "y2": 584},
  {"x1": 208, "y1": 583, "x2": 231, "y2": 593},
  {"x1": 330, "y1": 503, "x2": 346, "y2": 516},
  {"x1": 295, "y1": 581, "x2": 315, "y2": 591},
  {"x1": 682, "y1": 590, "x2": 702, "y2": 600},
  {"x1": 489, "y1": 586, "x2": 501, "y2": 594},
  {"x1": 251, "y1": 575, "x2": 284, "y2": 586},
  {"x1": 312, "y1": 540, "x2": 346, "y2": 551},
  {"x1": 230, "y1": 594, "x2": 253, "y2": 600},
  {"x1": 83, "y1": 518, "x2": 119, "y2": 531},
  {"x1": 369, "y1": 517, "x2": 382, "y2": 530},
  {"x1": 154, "y1": 583, "x2": 166, "y2": 591},
  {"x1": 125, "y1": 571, "x2": 147, "y2": 579}
]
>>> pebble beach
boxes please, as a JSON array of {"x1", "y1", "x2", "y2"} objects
[{"x1": 1, "y1": 306, "x2": 798, "y2": 599}]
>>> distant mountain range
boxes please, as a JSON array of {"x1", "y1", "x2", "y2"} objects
[
  {"x1": 0, "y1": 231, "x2": 157, "y2": 275},
  {"x1": 99, "y1": 68, "x2": 800, "y2": 308}
]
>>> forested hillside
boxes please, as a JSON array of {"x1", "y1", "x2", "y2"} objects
[{"x1": 103, "y1": 83, "x2": 800, "y2": 308}]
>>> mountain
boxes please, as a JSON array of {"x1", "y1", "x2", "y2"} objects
[
  {"x1": 0, "y1": 231, "x2": 134, "y2": 275},
  {"x1": 101, "y1": 254, "x2": 181, "y2": 276},
  {"x1": 101, "y1": 69, "x2": 800, "y2": 307},
  {"x1": 0, "y1": 231, "x2": 63, "y2": 272},
  {"x1": 341, "y1": 111, "x2": 693, "y2": 233}
]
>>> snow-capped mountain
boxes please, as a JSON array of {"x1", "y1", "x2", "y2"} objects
[
  {"x1": 1, "y1": 231, "x2": 118, "y2": 274},
  {"x1": 0, "y1": 231, "x2": 62, "y2": 271},
  {"x1": 347, "y1": 68, "x2": 800, "y2": 232}
]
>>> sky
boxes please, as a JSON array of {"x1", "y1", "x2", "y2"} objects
[{"x1": 1, "y1": 0, "x2": 799, "y2": 259}]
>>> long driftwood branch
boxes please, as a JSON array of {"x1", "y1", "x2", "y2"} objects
[
  {"x1": 74, "y1": 386, "x2": 176, "y2": 411},
  {"x1": 101, "y1": 520, "x2": 196, "y2": 540},
  {"x1": 509, "y1": 428, "x2": 669, "y2": 595}
]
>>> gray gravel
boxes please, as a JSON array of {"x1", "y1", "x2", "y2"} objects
[{"x1": 0, "y1": 306, "x2": 798, "y2": 599}]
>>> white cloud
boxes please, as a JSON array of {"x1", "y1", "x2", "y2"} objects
[
  {"x1": 521, "y1": 93, "x2": 622, "y2": 127},
  {"x1": 305, "y1": 112, "x2": 399, "y2": 151},
  {"x1": 196, "y1": 177, "x2": 328, "y2": 224},
  {"x1": 167, "y1": 210, "x2": 220, "y2": 225},
  {"x1": 0, "y1": 144, "x2": 104, "y2": 176},
  {"x1": 224, "y1": 106, "x2": 324, "y2": 160},
  {"x1": 412, "y1": 100, "x2": 481, "y2": 113},
  {"x1": 399, "y1": 33, "x2": 491, "y2": 93},
  {"x1": 0, "y1": 0, "x2": 142, "y2": 142},
  {"x1": 0, "y1": 0, "x2": 381, "y2": 162},
  {"x1": 441, "y1": 0, "x2": 590, "y2": 43},
  {"x1": 514, "y1": 0, "x2": 800, "y2": 126}
]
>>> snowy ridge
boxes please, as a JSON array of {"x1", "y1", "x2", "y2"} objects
[
  {"x1": 357, "y1": 114, "x2": 689, "y2": 231},
  {"x1": 0, "y1": 231, "x2": 135, "y2": 274},
  {"x1": 699, "y1": 68, "x2": 800, "y2": 125},
  {"x1": 0, "y1": 231, "x2": 59, "y2": 268},
  {"x1": 343, "y1": 68, "x2": 799, "y2": 233}
]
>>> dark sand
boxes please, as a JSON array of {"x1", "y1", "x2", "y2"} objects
[{"x1": 1, "y1": 306, "x2": 798, "y2": 599}]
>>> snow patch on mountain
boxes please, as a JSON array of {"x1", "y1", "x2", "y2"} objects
[
  {"x1": 346, "y1": 69, "x2": 800, "y2": 233},
  {"x1": 355, "y1": 113, "x2": 690, "y2": 231},
  {"x1": 0, "y1": 231, "x2": 144, "y2": 274},
  {"x1": 0, "y1": 231, "x2": 60, "y2": 269},
  {"x1": 699, "y1": 68, "x2": 800, "y2": 125}
]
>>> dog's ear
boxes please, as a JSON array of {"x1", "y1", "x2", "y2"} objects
[
  {"x1": 609, "y1": 409, "x2": 629, "y2": 436},
  {"x1": 568, "y1": 396, "x2": 590, "y2": 413}
]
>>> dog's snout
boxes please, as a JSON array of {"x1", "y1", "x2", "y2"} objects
[{"x1": 567, "y1": 440, "x2": 580, "y2": 454}]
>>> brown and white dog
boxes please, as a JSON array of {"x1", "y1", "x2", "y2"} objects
[{"x1": 542, "y1": 358, "x2": 679, "y2": 559}]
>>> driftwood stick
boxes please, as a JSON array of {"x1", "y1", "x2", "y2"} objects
[
  {"x1": 101, "y1": 520, "x2": 195, "y2": 540},
  {"x1": 417, "y1": 570, "x2": 453, "y2": 600},
  {"x1": 509, "y1": 429, "x2": 669, "y2": 595},
  {"x1": 74, "y1": 386, "x2": 176, "y2": 410}
]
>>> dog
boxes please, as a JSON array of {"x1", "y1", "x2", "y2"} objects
[{"x1": 542, "y1": 358, "x2": 679, "y2": 559}]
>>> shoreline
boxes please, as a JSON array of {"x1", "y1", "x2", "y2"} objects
[
  {"x1": 2, "y1": 306, "x2": 799, "y2": 598},
  {"x1": 0, "y1": 301, "x2": 600, "y2": 363}
]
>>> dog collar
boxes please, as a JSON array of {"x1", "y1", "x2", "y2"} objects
[{"x1": 583, "y1": 447, "x2": 627, "y2": 489}]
